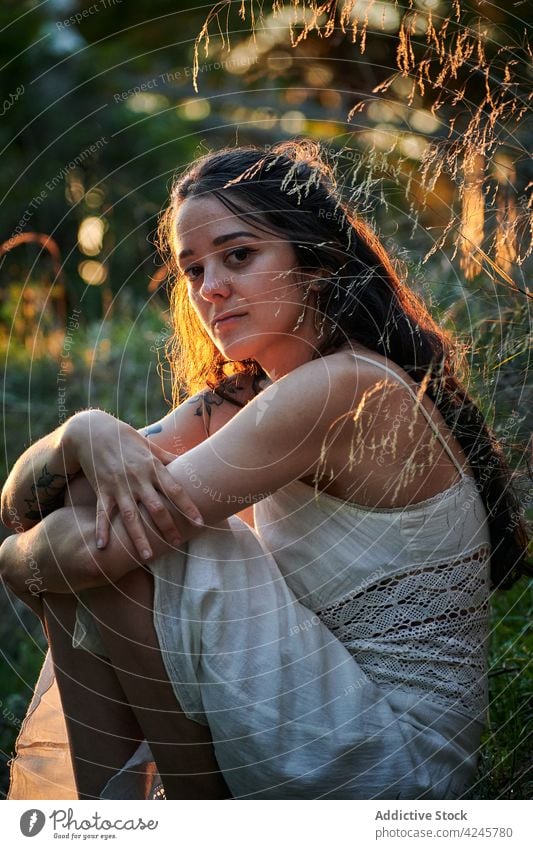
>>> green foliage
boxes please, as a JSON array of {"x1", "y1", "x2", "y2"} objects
[
  {"x1": 470, "y1": 579, "x2": 533, "y2": 800},
  {"x1": 1, "y1": 298, "x2": 173, "y2": 484}
]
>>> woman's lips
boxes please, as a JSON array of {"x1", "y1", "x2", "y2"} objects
[{"x1": 212, "y1": 313, "x2": 246, "y2": 329}]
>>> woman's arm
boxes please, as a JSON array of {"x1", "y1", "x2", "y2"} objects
[
  {"x1": 2, "y1": 355, "x2": 363, "y2": 594},
  {"x1": 0, "y1": 374, "x2": 262, "y2": 536},
  {"x1": 0, "y1": 417, "x2": 81, "y2": 532},
  {"x1": 0, "y1": 374, "x2": 272, "y2": 600},
  {"x1": 0, "y1": 406, "x2": 193, "y2": 534}
]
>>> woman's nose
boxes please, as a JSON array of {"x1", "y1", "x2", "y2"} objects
[{"x1": 199, "y1": 267, "x2": 232, "y2": 301}]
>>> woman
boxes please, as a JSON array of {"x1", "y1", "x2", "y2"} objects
[{"x1": 1, "y1": 139, "x2": 529, "y2": 800}]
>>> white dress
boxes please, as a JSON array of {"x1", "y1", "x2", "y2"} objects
[{"x1": 8, "y1": 355, "x2": 492, "y2": 800}]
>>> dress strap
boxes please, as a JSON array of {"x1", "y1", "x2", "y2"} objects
[{"x1": 346, "y1": 352, "x2": 468, "y2": 479}]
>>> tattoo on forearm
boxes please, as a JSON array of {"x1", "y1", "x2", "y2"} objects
[
  {"x1": 142, "y1": 423, "x2": 163, "y2": 436},
  {"x1": 188, "y1": 390, "x2": 225, "y2": 419},
  {"x1": 187, "y1": 373, "x2": 268, "y2": 422},
  {"x1": 23, "y1": 464, "x2": 77, "y2": 520}
]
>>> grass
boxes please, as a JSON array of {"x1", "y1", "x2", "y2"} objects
[{"x1": 469, "y1": 580, "x2": 533, "y2": 799}]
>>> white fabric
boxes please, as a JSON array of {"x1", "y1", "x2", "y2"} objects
[
  {"x1": 8, "y1": 354, "x2": 492, "y2": 800},
  {"x1": 258, "y1": 477, "x2": 491, "y2": 721},
  {"x1": 140, "y1": 476, "x2": 489, "y2": 800},
  {"x1": 7, "y1": 648, "x2": 77, "y2": 799}
]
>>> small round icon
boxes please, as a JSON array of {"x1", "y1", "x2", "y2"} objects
[{"x1": 20, "y1": 809, "x2": 46, "y2": 837}]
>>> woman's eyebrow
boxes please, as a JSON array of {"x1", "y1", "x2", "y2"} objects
[{"x1": 178, "y1": 231, "x2": 260, "y2": 263}]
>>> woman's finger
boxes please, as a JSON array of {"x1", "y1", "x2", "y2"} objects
[
  {"x1": 139, "y1": 489, "x2": 183, "y2": 546},
  {"x1": 95, "y1": 494, "x2": 115, "y2": 549},
  {"x1": 158, "y1": 470, "x2": 204, "y2": 527},
  {"x1": 116, "y1": 497, "x2": 153, "y2": 561},
  {"x1": 147, "y1": 440, "x2": 178, "y2": 465}
]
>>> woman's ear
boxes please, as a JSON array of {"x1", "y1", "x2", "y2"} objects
[{"x1": 307, "y1": 268, "x2": 331, "y2": 292}]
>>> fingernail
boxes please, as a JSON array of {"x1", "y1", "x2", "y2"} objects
[
  {"x1": 96, "y1": 539, "x2": 104, "y2": 549},
  {"x1": 191, "y1": 515, "x2": 204, "y2": 526},
  {"x1": 142, "y1": 549, "x2": 152, "y2": 560},
  {"x1": 171, "y1": 537, "x2": 181, "y2": 547}
]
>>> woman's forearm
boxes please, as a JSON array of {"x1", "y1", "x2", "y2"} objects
[{"x1": 0, "y1": 414, "x2": 83, "y2": 532}]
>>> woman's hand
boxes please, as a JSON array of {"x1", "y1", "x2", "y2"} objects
[{"x1": 65, "y1": 410, "x2": 204, "y2": 560}]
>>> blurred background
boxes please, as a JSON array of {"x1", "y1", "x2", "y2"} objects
[{"x1": 0, "y1": 0, "x2": 531, "y2": 798}]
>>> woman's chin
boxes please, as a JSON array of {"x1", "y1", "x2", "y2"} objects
[{"x1": 214, "y1": 338, "x2": 259, "y2": 363}]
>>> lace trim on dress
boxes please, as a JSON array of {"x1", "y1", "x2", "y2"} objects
[{"x1": 315, "y1": 545, "x2": 491, "y2": 719}]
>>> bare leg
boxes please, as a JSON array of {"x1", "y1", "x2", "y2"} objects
[
  {"x1": 83, "y1": 567, "x2": 232, "y2": 800},
  {"x1": 43, "y1": 594, "x2": 145, "y2": 799}
]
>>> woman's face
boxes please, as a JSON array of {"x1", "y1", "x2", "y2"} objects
[{"x1": 175, "y1": 193, "x2": 321, "y2": 378}]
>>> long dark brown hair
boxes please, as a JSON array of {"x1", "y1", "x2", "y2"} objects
[{"x1": 157, "y1": 138, "x2": 531, "y2": 590}]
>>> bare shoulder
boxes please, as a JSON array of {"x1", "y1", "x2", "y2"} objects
[
  {"x1": 319, "y1": 345, "x2": 433, "y2": 414},
  {"x1": 326, "y1": 345, "x2": 412, "y2": 388},
  {"x1": 237, "y1": 351, "x2": 375, "y2": 440},
  {"x1": 307, "y1": 344, "x2": 474, "y2": 503},
  {"x1": 264, "y1": 347, "x2": 388, "y2": 409},
  {"x1": 312, "y1": 345, "x2": 446, "y2": 438}
]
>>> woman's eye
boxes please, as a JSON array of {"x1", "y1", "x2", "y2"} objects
[
  {"x1": 184, "y1": 265, "x2": 202, "y2": 281},
  {"x1": 228, "y1": 247, "x2": 255, "y2": 264},
  {"x1": 183, "y1": 248, "x2": 255, "y2": 282}
]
